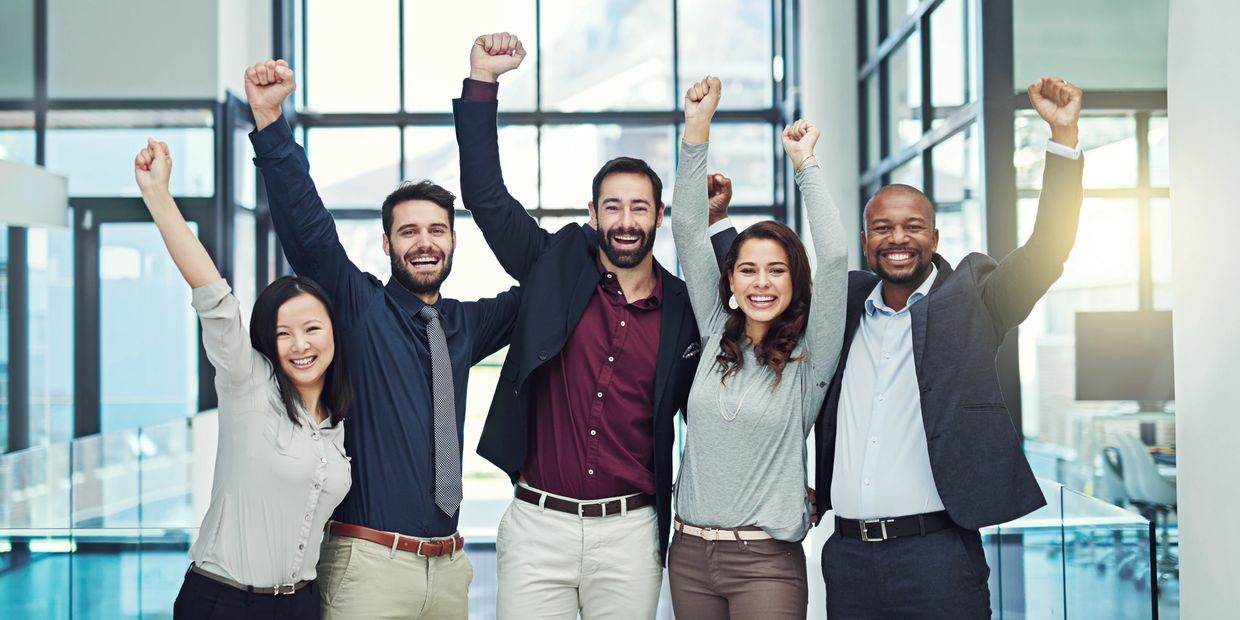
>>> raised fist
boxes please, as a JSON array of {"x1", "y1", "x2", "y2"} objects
[
  {"x1": 781, "y1": 119, "x2": 820, "y2": 170},
  {"x1": 470, "y1": 33, "x2": 526, "y2": 83},
  {"x1": 244, "y1": 59, "x2": 295, "y2": 115},
  {"x1": 134, "y1": 138, "x2": 172, "y2": 197},
  {"x1": 684, "y1": 76, "x2": 722, "y2": 126},
  {"x1": 1027, "y1": 77, "x2": 1082, "y2": 146},
  {"x1": 707, "y1": 173, "x2": 733, "y2": 225}
]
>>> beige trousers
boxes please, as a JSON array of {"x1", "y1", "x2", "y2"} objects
[
  {"x1": 316, "y1": 532, "x2": 473, "y2": 619},
  {"x1": 496, "y1": 485, "x2": 664, "y2": 619}
]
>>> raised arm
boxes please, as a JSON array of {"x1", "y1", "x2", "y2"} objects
[
  {"x1": 453, "y1": 33, "x2": 551, "y2": 282},
  {"x1": 672, "y1": 76, "x2": 727, "y2": 331},
  {"x1": 135, "y1": 141, "x2": 261, "y2": 386},
  {"x1": 983, "y1": 77, "x2": 1085, "y2": 334},
  {"x1": 245, "y1": 59, "x2": 370, "y2": 319},
  {"x1": 781, "y1": 121, "x2": 848, "y2": 386}
]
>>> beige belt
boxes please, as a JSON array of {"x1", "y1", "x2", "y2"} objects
[{"x1": 674, "y1": 520, "x2": 773, "y2": 541}]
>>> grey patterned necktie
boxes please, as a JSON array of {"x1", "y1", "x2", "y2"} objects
[{"x1": 419, "y1": 305, "x2": 462, "y2": 517}]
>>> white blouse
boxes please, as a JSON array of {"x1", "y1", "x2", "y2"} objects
[{"x1": 187, "y1": 279, "x2": 351, "y2": 587}]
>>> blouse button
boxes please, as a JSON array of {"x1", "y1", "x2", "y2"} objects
[
  {"x1": 320, "y1": 457, "x2": 327, "y2": 464},
  {"x1": 299, "y1": 543, "x2": 305, "y2": 550},
  {"x1": 312, "y1": 432, "x2": 320, "y2": 440},
  {"x1": 314, "y1": 483, "x2": 321, "y2": 490}
]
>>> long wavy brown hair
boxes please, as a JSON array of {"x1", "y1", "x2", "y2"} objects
[{"x1": 716, "y1": 221, "x2": 813, "y2": 387}]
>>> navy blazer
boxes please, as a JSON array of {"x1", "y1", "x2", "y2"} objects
[
  {"x1": 812, "y1": 153, "x2": 1086, "y2": 530},
  {"x1": 453, "y1": 98, "x2": 704, "y2": 562}
]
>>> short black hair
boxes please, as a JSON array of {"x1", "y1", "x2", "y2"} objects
[
  {"x1": 381, "y1": 180, "x2": 456, "y2": 236},
  {"x1": 864, "y1": 183, "x2": 937, "y2": 228},
  {"x1": 591, "y1": 157, "x2": 664, "y2": 209}
]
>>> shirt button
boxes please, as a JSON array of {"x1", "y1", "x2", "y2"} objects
[
  {"x1": 597, "y1": 392, "x2": 603, "y2": 398},
  {"x1": 864, "y1": 479, "x2": 871, "y2": 487},
  {"x1": 607, "y1": 356, "x2": 614, "y2": 363},
  {"x1": 590, "y1": 429, "x2": 597, "y2": 436},
  {"x1": 299, "y1": 544, "x2": 305, "y2": 550},
  {"x1": 877, "y1": 395, "x2": 885, "y2": 402},
  {"x1": 305, "y1": 514, "x2": 312, "y2": 521},
  {"x1": 314, "y1": 483, "x2": 321, "y2": 490},
  {"x1": 619, "y1": 321, "x2": 626, "y2": 327},
  {"x1": 883, "y1": 353, "x2": 891, "y2": 360},
  {"x1": 870, "y1": 438, "x2": 878, "y2": 445},
  {"x1": 588, "y1": 469, "x2": 595, "y2": 475},
  {"x1": 321, "y1": 457, "x2": 328, "y2": 464},
  {"x1": 607, "y1": 273, "x2": 613, "y2": 278}
]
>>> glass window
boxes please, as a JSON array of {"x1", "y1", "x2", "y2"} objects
[
  {"x1": 404, "y1": 125, "x2": 539, "y2": 211},
  {"x1": 306, "y1": 127, "x2": 401, "y2": 209},
  {"x1": 0, "y1": 227, "x2": 7, "y2": 450},
  {"x1": 540, "y1": 125, "x2": 675, "y2": 209},
  {"x1": 541, "y1": 0, "x2": 674, "y2": 111},
  {"x1": 46, "y1": 110, "x2": 215, "y2": 197},
  {"x1": 887, "y1": 0, "x2": 919, "y2": 35},
  {"x1": 305, "y1": 0, "x2": 399, "y2": 112},
  {"x1": 678, "y1": 0, "x2": 773, "y2": 110},
  {"x1": 234, "y1": 128, "x2": 257, "y2": 209},
  {"x1": 930, "y1": 0, "x2": 972, "y2": 113},
  {"x1": 233, "y1": 209, "x2": 257, "y2": 316},
  {"x1": 932, "y1": 126, "x2": 983, "y2": 264},
  {"x1": 0, "y1": 112, "x2": 37, "y2": 164},
  {"x1": 403, "y1": 0, "x2": 537, "y2": 112},
  {"x1": 1149, "y1": 115, "x2": 1168, "y2": 187},
  {"x1": 0, "y1": 0, "x2": 35, "y2": 98},
  {"x1": 1018, "y1": 199, "x2": 1141, "y2": 445},
  {"x1": 889, "y1": 155, "x2": 923, "y2": 189},
  {"x1": 864, "y1": 0, "x2": 880, "y2": 56},
  {"x1": 440, "y1": 214, "x2": 519, "y2": 303},
  {"x1": 864, "y1": 75, "x2": 882, "y2": 170},
  {"x1": 28, "y1": 228, "x2": 74, "y2": 446},
  {"x1": 1015, "y1": 113, "x2": 1136, "y2": 190},
  {"x1": 1150, "y1": 198, "x2": 1172, "y2": 310},
  {"x1": 100, "y1": 223, "x2": 198, "y2": 432},
  {"x1": 705, "y1": 123, "x2": 774, "y2": 206},
  {"x1": 333, "y1": 217, "x2": 389, "y2": 281},
  {"x1": 886, "y1": 32, "x2": 922, "y2": 155}
]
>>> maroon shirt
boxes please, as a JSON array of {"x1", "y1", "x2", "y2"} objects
[
  {"x1": 462, "y1": 78, "x2": 665, "y2": 500},
  {"x1": 524, "y1": 258, "x2": 663, "y2": 499}
]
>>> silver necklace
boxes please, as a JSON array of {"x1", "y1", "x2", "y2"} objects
[{"x1": 716, "y1": 375, "x2": 766, "y2": 422}]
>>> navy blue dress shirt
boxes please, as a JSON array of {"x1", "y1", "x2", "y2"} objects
[{"x1": 251, "y1": 117, "x2": 520, "y2": 537}]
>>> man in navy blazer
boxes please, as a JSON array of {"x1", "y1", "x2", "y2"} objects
[{"x1": 711, "y1": 77, "x2": 1085, "y2": 618}]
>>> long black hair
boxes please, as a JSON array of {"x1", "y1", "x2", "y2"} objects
[{"x1": 248, "y1": 276, "x2": 352, "y2": 427}]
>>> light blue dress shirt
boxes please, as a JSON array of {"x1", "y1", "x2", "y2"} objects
[{"x1": 831, "y1": 265, "x2": 948, "y2": 520}]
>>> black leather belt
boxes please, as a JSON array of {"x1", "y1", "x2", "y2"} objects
[
  {"x1": 835, "y1": 511, "x2": 956, "y2": 542},
  {"x1": 188, "y1": 565, "x2": 312, "y2": 595},
  {"x1": 516, "y1": 485, "x2": 653, "y2": 518}
]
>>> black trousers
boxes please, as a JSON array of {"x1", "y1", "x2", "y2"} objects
[
  {"x1": 173, "y1": 567, "x2": 320, "y2": 620},
  {"x1": 821, "y1": 527, "x2": 991, "y2": 619}
]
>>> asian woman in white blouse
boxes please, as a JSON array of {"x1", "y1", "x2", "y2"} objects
[{"x1": 134, "y1": 139, "x2": 353, "y2": 619}]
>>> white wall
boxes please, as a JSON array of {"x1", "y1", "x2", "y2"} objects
[
  {"x1": 1167, "y1": 2, "x2": 1240, "y2": 616},
  {"x1": 0, "y1": 0, "x2": 35, "y2": 98}
]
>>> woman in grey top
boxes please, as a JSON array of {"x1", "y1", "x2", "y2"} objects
[
  {"x1": 668, "y1": 78, "x2": 848, "y2": 618},
  {"x1": 134, "y1": 140, "x2": 353, "y2": 619}
]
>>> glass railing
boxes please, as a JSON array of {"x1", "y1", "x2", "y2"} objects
[
  {"x1": 982, "y1": 478, "x2": 1156, "y2": 619},
  {"x1": 1, "y1": 417, "x2": 1157, "y2": 618}
]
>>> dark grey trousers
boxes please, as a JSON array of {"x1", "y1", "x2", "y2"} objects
[{"x1": 821, "y1": 527, "x2": 991, "y2": 619}]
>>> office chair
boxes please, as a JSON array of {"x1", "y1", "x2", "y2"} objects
[{"x1": 1114, "y1": 432, "x2": 1178, "y2": 584}]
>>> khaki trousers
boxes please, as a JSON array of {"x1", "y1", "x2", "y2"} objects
[
  {"x1": 316, "y1": 532, "x2": 473, "y2": 619},
  {"x1": 496, "y1": 486, "x2": 664, "y2": 619}
]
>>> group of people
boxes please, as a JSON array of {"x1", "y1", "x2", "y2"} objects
[{"x1": 137, "y1": 31, "x2": 1085, "y2": 620}]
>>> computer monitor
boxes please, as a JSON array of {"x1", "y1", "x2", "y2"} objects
[{"x1": 1074, "y1": 310, "x2": 1175, "y2": 407}]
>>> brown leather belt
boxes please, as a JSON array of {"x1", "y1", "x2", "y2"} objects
[
  {"x1": 188, "y1": 564, "x2": 312, "y2": 596},
  {"x1": 515, "y1": 485, "x2": 653, "y2": 518},
  {"x1": 328, "y1": 521, "x2": 464, "y2": 557}
]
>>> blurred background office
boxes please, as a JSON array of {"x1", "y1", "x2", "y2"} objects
[{"x1": 0, "y1": 0, "x2": 1233, "y2": 618}]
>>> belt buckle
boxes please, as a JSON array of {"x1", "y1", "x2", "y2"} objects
[
  {"x1": 273, "y1": 583, "x2": 296, "y2": 596},
  {"x1": 860, "y1": 519, "x2": 890, "y2": 542},
  {"x1": 699, "y1": 527, "x2": 720, "y2": 541},
  {"x1": 577, "y1": 501, "x2": 605, "y2": 519},
  {"x1": 415, "y1": 539, "x2": 427, "y2": 556}
]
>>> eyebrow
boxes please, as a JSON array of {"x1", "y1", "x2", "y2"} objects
[
  {"x1": 602, "y1": 197, "x2": 651, "y2": 205},
  {"x1": 736, "y1": 260, "x2": 789, "y2": 268}
]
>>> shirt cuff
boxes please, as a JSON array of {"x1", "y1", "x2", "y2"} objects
[
  {"x1": 249, "y1": 115, "x2": 295, "y2": 158},
  {"x1": 1046, "y1": 140, "x2": 1082, "y2": 160},
  {"x1": 708, "y1": 218, "x2": 733, "y2": 237},
  {"x1": 462, "y1": 78, "x2": 499, "y2": 102}
]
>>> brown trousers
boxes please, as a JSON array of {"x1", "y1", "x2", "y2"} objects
[{"x1": 667, "y1": 527, "x2": 809, "y2": 619}]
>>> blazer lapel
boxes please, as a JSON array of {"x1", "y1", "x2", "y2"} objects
[
  {"x1": 913, "y1": 255, "x2": 955, "y2": 375},
  {"x1": 652, "y1": 272, "x2": 687, "y2": 419}
]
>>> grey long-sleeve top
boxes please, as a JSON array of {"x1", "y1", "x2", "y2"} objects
[
  {"x1": 187, "y1": 279, "x2": 351, "y2": 587},
  {"x1": 671, "y1": 140, "x2": 847, "y2": 542}
]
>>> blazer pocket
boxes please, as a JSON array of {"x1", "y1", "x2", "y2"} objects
[{"x1": 961, "y1": 402, "x2": 1009, "y2": 413}]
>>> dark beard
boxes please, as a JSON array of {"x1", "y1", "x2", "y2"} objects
[
  {"x1": 390, "y1": 251, "x2": 454, "y2": 296},
  {"x1": 600, "y1": 226, "x2": 657, "y2": 269}
]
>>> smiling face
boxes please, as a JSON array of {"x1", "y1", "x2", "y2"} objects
[
  {"x1": 383, "y1": 200, "x2": 456, "y2": 299},
  {"x1": 863, "y1": 186, "x2": 939, "y2": 286},
  {"x1": 275, "y1": 293, "x2": 336, "y2": 392},
  {"x1": 589, "y1": 172, "x2": 663, "y2": 270},
  {"x1": 729, "y1": 237, "x2": 794, "y2": 327}
]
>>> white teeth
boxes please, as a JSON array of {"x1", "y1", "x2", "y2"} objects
[
  {"x1": 750, "y1": 296, "x2": 775, "y2": 303},
  {"x1": 290, "y1": 357, "x2": 315, "y2": 368}
]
